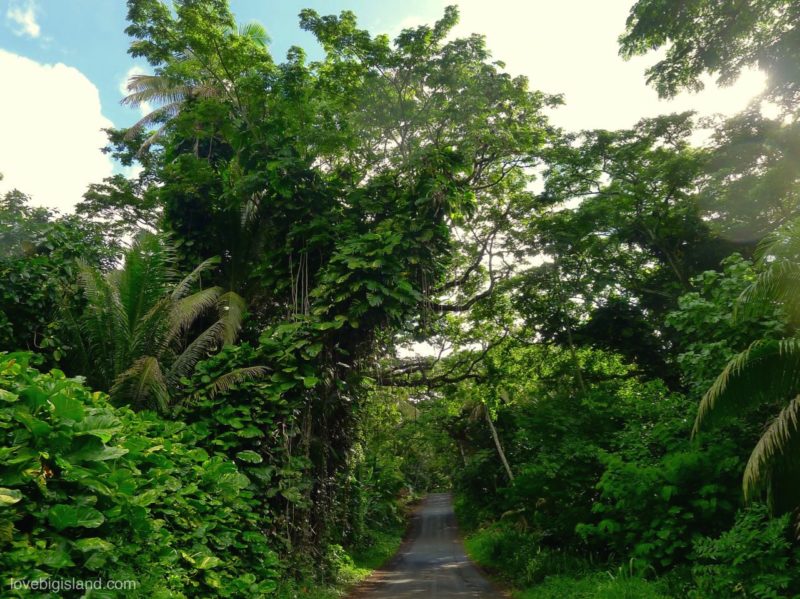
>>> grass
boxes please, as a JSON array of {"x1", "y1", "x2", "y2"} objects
[
  {"x1": 462, "y1": 524, "x2": 678, "y2": 599},
  {"x1": 349, "y1": 526, "x2": 406, "y2": 571},
  {"x1": 275, "y1": 524, "x2": 406, "y2": 599},
  {"x1": 514, "y1": 573, "x2": 673, "y2": 599}
]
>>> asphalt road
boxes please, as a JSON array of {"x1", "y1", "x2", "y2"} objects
[{"x1": 351, "y1": 493, "x2": 501, "y2": 598}]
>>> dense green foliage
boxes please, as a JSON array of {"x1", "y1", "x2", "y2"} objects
[
  {"x1": 3, "y1": 0, "x2": 800, "y2": 597},
  {"x1": 0, "y1": 353, "x2": 278, "y2": 597}
]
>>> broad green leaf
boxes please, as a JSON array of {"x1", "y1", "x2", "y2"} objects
[
  {"x1": 73, "y1": 537, "x2": 115, "y2": 552},
  {"x1": 236, "y1": 450, "x2": 262, "y2": 463},
  {"x1": 305, "y1": 343, "x2": 323, "y2": 357},
  {"x1": 50, "y1": 393, "x2": 85, "y2": 421},
  {"x1": 0, "y1": 389, "x2": 19, "y2": 402},
  {"x1": 48, "y1": 505, "x2": 105, "y2": 530},
  {"x1": 74, "y1": 414, "x2": 120, "y2": 443},
  {"x1": 0, "y1": 488, "x2": 22, "y2": 505}
]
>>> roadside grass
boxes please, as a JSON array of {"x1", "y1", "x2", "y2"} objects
[
  {"x1": 463, "y1": 523, "x2": 678, "y2": 599},
  {"x1": 514, "y1": 573, "x2": 673, "y2": 599},
  {"x1": 275, "y1": 522, "x2": 407, "y2": 598}
]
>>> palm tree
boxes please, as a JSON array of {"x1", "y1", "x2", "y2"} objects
[
  {"x1": 72, "y1": 232, "x2": 249, "y2": 411},
  {"x1": 121, "y1": 22, "x2": 270, "y2": 151},
  {"x1": 694, "y1": 218, "x2": 800, "y2": 512}
]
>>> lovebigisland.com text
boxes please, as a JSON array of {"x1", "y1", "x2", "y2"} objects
[{"x1": 8, "y1": 578, "x2": 138, "y2": 594}]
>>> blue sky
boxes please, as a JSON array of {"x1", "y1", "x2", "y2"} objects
[
  {"x1": 1, "y1": 0, "x2": 444, "y2": 129},
  {"x1": 1, "y1": 0, "x2": 768, "y2": 212}
]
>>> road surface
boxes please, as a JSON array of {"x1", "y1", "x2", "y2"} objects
[{"x1": 351, "y1": 493, "x2": 501, "y2": 598}]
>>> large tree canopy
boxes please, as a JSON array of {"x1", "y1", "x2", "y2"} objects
[{"x1": 620, "y1": 0, "x2": 800, "y2": 109}]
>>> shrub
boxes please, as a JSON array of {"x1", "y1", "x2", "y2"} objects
[
  {"x1": 464, "y1": 521, "x2": 590, "y2": 588},
  {"x1": 691, "y1": 504, "x2": 800, "y2": 599},
  {"x1": 516, "y1": 572, "x2": 673, "y2": 599},
  {"x1": 577, "y1": 443, "x2": 741, "y2": 569},
  {"x1": 0, "y1": 353, "x2": 278, "y2": 597}
]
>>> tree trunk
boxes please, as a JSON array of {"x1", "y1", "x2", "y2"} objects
[
  {"x1": 485, "y1": 408, "x2": 514, "y2": 482},
  {"x1": 457, "y1": 440, "x2": 468, "y2": 467}
]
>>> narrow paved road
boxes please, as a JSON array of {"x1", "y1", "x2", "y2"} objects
[{"x1": 351, "y1": 493, "x2": 501, "y2": 598}]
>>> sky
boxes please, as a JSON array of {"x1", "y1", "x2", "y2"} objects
[{"x1": 0, "y1": 0, "x2": 767, "y2": 213}]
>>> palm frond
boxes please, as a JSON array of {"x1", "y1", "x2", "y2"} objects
[
  {"x1": 240, "y1": 192, "x2": 263, "y2": 229},
  {"x1": 112, "y1": 355, "x2": 170, "y2": 411},
  {"x1": 166, "y1": 286, "x2": 223, "y2": 344},
  {"x1": 737, "y1": 217, "x2": 800, "y2": 325},
  {"x1": 124, "y1": 103, "x2": 182, "y2": 137},
  {"x1": 122, "y1": 71, "x2": 221, "y2": 151},
  {"x1": 217, "y1": 291, "x2": 246, "y2": 346},
  {"x1": 117, "y1": 233, "x2": 177, "y2": 331},
  {"x1": 694, "y1": 338, "x2": 800, "y2": 436},
  {"x1": 76, "y1": 262, "x2": 130, "y2": 387},
  {"x1": 743, "y1": 394, "x2": 800, "y2": 504},
  {"x1": 737, "y1": 260, "x2": 800, "y2": 323},
  {"x1": 171, "y1": 256, "x2": 221, "y2": 300},
  {"x1": 237, "y1": 22, "x2": 269, "y2": 46},
  {"x1": 122, "y1": 74, "x2": 209, "y2": 108},
  {"x1": 129, "y1": 296, "x2": 173, "y2": 360},
  {"x1": 206, "y1": 366, "x2": 269, "y2": 398},
  {"x1": 167, "y1": 320, "x2": 227, "y2": 385}
]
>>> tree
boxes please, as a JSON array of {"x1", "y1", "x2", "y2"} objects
[
  {"x1": 619, "y1": 0, "x2": 800, "y2": 111},
  {"x1": 699, "y1": 109, "x2": 800, "y2": 243},
  {"x1": 113, "y1": 0, "x2": 557, "y2": 551},
  {"x1": 694, "y1": 218, "x2": 800, "y2": 513},
  {"x1": 72, "y1": 232, "x2": 245, "y2": 411},
  {"x1": 516, "y1": 113, "x2": 733, "y2": 382},
  {"x1": 0, "y1": 189, "x2": 116, "y2": 363}
]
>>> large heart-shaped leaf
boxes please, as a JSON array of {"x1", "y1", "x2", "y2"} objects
[{"x1": 48, "y1": 505, "x2": 105, "y2": 530}]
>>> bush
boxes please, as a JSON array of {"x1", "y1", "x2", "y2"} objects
[
  {"x1": 691, "y1": 504, "x2": 800, "y2": 599},
  {"x1": 464, "y1": 521, "x2": 590, "y2": 588},
  {"x1": 0, "y1": 353, "x2": 278, "y2": 597},
  {"x1": 577, "y1": 442, "x2": 742, "y2": 570},
  {"x1": 516, "y1": 572, "x2": 674, "y2": 599}
]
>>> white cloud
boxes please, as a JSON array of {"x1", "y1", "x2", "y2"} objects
[
  {"x1": 424, "y1": 0, "x2": 766, "y2": 133},
  {"x1": 0, "y1": 50, "x2": 114, "y2": 212},
  {"x1": 119, "y1": 65, "x2": 152, "y2": 117},
  {"x1": 6, "y1": 0, "x2": 40, "y2": 38}
]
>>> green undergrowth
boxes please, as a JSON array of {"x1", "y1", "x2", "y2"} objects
[
  {"x1": 275, "y1": 524, "x2": 406, "y2": 599},
  {"x1": 462, "y1": 522, "x2": 679, "y2": 599},
  {"x1": 513, "y1": 573, "x2": 673, "y2": 599}
]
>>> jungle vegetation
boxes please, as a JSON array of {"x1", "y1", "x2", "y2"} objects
[{"x1": 2, "y1": 1, "x2": 800, "y2": 597}]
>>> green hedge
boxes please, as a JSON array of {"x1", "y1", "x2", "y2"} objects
[{"x1": 0, "y1": 353, "x2": 278, "y2": 597}]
